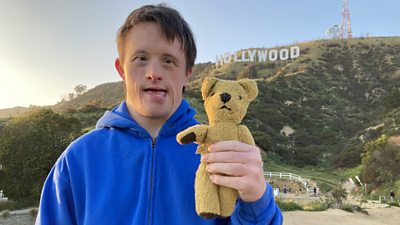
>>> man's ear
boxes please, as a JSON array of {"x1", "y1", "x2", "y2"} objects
[
  {"x1": 182, "y1": 68, "x2": 193, "y2": 93},
  {"x1": 184, "y1": 67, "x2": 193, "y2": 85},
  {"x1": 201, "y1": 77, "x2": 219, "y2": 100},
  {"x1": 238, "y1": 78, "x2": 258, "y2": 101},
  {"x1": 115, "y1": 58, "x2": 125, "y2": 81}
]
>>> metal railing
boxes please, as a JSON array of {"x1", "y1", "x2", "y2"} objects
[{"x1": 264, "y1": 172, "x2": 309, "y2": 191}]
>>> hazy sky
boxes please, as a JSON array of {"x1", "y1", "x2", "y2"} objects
[{"x1": 0, "y1": 0, "x2": 399, "y2": 109}]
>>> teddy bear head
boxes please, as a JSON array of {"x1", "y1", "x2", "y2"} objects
[{"x1": 200, "y1": 77, "x2": 258, "y2": 125}]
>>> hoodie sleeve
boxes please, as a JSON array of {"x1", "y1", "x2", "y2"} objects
[
  {"x1": 229, "y1": 183, "x2": 283, "y2": 225},
  {"x1": 35, "y1": 156, "x2": 77, "y2": 225}
]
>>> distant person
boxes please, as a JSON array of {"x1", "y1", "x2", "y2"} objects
[
  {"x1": 273, "y1": 188, "x2": 280, "y2": 197},
  {"x1": 313, "y1": 187, "x2": 317, "y2": 197},
  {"x1": 35, "y1": 4, "x2": 282, "y2": 225},
  {"x1": 283, "y1": 185, "x2": 287, "y2": 194},
  {"x1": 390, "y1": 190, "x2": 395, "y2": 202}
]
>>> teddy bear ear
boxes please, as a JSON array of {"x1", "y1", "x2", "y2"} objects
[
  {"x1": 238, "y1": 78, "x2": 258, "y2": 101},
  {"x1": 201, "y1": 77, "x2": 219, "y2": 100}
]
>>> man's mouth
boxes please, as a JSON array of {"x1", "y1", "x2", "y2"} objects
[
  {"x1": 220, "y1": 105, "x2": 231, "y2": 111},
  {"x1": 144, "y1": 88, "x2": 167, "y2": 97}
]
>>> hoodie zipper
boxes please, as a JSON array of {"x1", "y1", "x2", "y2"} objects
[{"x1": 148, "y1": 137, "x2": 156, "y2": 225}]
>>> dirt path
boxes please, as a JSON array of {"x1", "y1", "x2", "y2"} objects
[
  {"x1": 0, "y1": 214, "x2": 35, "y2": 225},
  {"x1": 2, "y1": 206, "x2": 399, "y2": 225},
  {"x1": 283, "y1": 207, "x2": 400, "y2": 225},
  {"x1": 0, "y1": 208, "x2": 36, "y2": 225}
]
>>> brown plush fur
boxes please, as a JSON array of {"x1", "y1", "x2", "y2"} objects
[{"x1": 177, "y1": 77, "x2": 258, "y2": 219}]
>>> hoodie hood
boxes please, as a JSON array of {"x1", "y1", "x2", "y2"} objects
[{"x1": 96, "y1": 100, "x2": 197, "y2": 137}]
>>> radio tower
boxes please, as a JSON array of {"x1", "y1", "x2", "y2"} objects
[{"x1": 341, "y1": 0, "x2": 352, "y2": 39}]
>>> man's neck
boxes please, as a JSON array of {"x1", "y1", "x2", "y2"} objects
[
  {"x1": 138, "y1": 118, "x2": 164, "y2": 138},
  {"x1": 126, "y1": 107, "x2": 166, "y2": 138}
]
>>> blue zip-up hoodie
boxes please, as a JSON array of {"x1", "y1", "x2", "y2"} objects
[{"x1": 36, "y1": 100, "x2": 282, "y2": 225}]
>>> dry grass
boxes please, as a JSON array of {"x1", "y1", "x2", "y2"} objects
[{"x1": 388, "y1": 136, "x2": 400, "y2": 146}]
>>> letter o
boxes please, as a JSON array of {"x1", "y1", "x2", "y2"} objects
[
  {"x1": 269, "y1": 49, "x2": 278, "y2": 61},
  {"x1": 279, "y1": 49, "x2": 289, "y2": 60}
]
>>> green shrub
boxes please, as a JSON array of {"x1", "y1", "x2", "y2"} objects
[
  {"x1": 29, "y1": 208, "x2": 38, "y2": 218},
  {"x1": 78, "y1": 104, "x2": 101, "y2": 113},
  {"x1": 303, "y1": 201, "x2": 328, "y2": 211},
  {"x1": 340, "y1": 203, "x2": 354, "y2": 213},
  {"x1": 0, "y1": 201, "x2": 18, "y2": 212},
  {"x1": 353, "y1": 205, "x2": 368, "y2": 215},
  {"x1": 0, "y1": 109, "x2": 82, "y2": 201},
  {"x1": 389, "y1": 202, "x2": 400, "y2": 207},
  {"x1": 0, "y1": 198, "x2": 38, "y2": 212},
  {"x1": 332, "y1": 184, "x2": 348, "y2": 204},
  {"x1": 339, "y1": 204, "x2": 368, "y2": 215},
  {"x1": 0, "y1": 210, "x2": 10, "y2": 218},
  {"x1": 275, "y1": 199, "x2": 303, "y2": 211}
]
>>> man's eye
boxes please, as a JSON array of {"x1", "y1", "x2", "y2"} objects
[
  {"x1": 133, "y1": 56, "x2": 147, "y2": 62},
  {"x1": 163, "y1": 58, "x2": 176, "y2": 65}
]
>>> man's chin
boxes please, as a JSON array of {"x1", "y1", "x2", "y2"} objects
[{"x1": 145, "y1": 109, "x2": 171, "y2": 120}]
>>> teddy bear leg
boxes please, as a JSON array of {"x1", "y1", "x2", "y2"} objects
[
  {"x1": 219, "y1": 186, "x2": 238, "y2": 217},
  {"x1": 195, "y1": 163, "x2": 220, "y2": 219}
]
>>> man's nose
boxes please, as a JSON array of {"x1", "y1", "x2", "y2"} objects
[{"x1": 146, "y1": 62, "x2": 162, "y2": 81}]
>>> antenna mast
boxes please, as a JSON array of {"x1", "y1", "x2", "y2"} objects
[{"x1": 341, "y1": 0, "x2": 352, "y2": 39}]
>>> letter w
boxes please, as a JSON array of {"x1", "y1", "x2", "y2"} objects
[{"x1": 257, "y1": 50, "x2": 268, "y2": 62}]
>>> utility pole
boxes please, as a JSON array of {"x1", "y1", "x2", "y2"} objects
[
  {"x1": 291, "y1": 136, "x2": 295, "y2": 166},
  {"x1": 341, "y1": 0, "x2": 352, "y2": 39}
]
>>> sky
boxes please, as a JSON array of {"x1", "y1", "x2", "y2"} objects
[{"x1": 0, "y1": 0, "x2": 399, "y2": 109}]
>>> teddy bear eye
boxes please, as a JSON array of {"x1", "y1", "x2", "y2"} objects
[{"x1": 239, "y1": 95, "x2": 242, "y2": 100}]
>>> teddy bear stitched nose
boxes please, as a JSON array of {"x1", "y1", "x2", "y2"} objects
[{"x1": 220, "y1": 93, "x2": 231, "y2": 103}]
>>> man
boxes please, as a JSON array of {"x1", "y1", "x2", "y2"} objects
[
  {"x1": 35, "y1": 4, "x2": 282, "y2": 225},
  {"x1": 390, "y1": 190, "x2": 395, "y2": 202}
]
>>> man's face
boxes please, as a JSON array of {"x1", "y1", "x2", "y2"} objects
[{"x1": 116, "y1": 22, "x2": 191, "y2": 122}]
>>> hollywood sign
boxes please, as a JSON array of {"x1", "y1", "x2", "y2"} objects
[{"x1": 215, "y1": 46, "x2": 300, "y2": 67}]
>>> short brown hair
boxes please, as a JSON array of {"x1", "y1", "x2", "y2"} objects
[{"x1": 116, "y1": 4, "x2": 197, "y2": 72}]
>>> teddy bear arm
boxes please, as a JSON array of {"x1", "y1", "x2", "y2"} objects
[
  {"x1": 238, "y1": 125, "x2": 255, "y2": 145},
  {"x1": 177, "y1": 124, "x2": 208, "y2": 144}
]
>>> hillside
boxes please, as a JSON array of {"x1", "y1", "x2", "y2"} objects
[
  {"x1": 52, "y1": 81, "x2": 125, "y2": 112},
  {"x1": 0, "y1": 106, "x2": 38, "y2": 118},
  {"x1": 0, "y1": 82, "x2": 125, "y2": 118},
  {"x1": 185, "y1": 36, "x2": 400, "y2": 168},
  {"x1": 1, "y1": 36, "x2": 400, "y2": 169}
]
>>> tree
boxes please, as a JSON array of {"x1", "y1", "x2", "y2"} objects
[
  {"x1": 383, "y1": 89, "x2": 400, "y2": 110},
  {"x1": 68, "y1": 92, "x2": 75, "y2": 101},
  {"x1": 0, "y1": 109, "x2": 82, "y2": 202},
  {"x1": 361, "y1": 135, "x2": 400, "y2": 188},
  {"x1": 74, "y1": 84, "x2": 88, "y2": 96},
  {"x1": 331, "y1": 184, "x2": 348, "y2": 205}
]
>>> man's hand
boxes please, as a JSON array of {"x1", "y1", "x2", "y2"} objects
[{"x1": 201, "y1": 140, "x2": 266, "y2": 202}]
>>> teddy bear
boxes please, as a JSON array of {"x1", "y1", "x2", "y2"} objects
[{"x1": 176, "y1": 77, "x2": 258, "y2": 219}]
